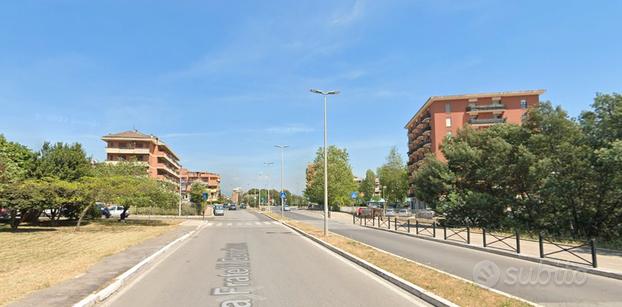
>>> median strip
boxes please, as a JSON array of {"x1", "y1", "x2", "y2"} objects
[{"x1": 260, "y1": 211, "x2": 533, "y2": 307}]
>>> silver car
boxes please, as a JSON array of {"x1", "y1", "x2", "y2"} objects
[{"x1": 213, "y1": 205, "x2": 225, "y2": 216}]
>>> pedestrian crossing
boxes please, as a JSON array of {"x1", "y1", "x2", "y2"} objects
[{"x1": 206, "y1": 221, "x2": 280, "y2": 228}]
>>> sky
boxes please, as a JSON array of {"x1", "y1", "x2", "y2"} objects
[{"x1": 1, "y1": 1, "x2": 621, "y2": 195}]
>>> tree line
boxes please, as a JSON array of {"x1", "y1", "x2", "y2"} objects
[
  {"x1": 412, "y1": 93, "x2": 622, "y2": 240},
  {"x1": 0, "y1": 138, "x2": 179, "y2": 231},
  {"x1": 304, "y1": 145, "x2": 409, "y2": 210}
]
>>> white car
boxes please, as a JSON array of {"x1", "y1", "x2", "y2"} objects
[
  {"x1": 108, "y1": 206, "x2": 129, "y2": 218},
  {"x1": 283, "y1": 205, "x2": 291, "y2": 212}
]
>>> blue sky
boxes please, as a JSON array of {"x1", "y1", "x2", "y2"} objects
[{"x1": 1, "y1": 1, "x2": 621, "y2": 195}]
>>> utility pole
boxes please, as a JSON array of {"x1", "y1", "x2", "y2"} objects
[{"x1": 264, "y1": 162, "x2": 274, "y2": 211}]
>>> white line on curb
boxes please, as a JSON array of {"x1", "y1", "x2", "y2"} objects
[{"x1": 73, "y1": 222, "x2": 206, "y2": 307}]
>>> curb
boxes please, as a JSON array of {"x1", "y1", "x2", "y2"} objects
[
  {"x1": 359, "y1": 224, "x2": 622, "y2": 281},
  {"x1": 73, "y1": 223, "x2": 205, "y2": 307},
  {"x1": 259, "y1": 213, "x2": 456, "y2": 307}
]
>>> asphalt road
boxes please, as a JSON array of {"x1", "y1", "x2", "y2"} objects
[
  {"x1": 281, "y1": 208, "x2": 622, "y2": 306},
  {"x1": 103, "y1": 209, "x2": 429, "y2": 307}
]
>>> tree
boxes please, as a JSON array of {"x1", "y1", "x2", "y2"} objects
[
  {"x1": 376, "y1": 147, "x2": 408, "y2": 205},
  {"x1": 0, "y1": 134, "x2": 37, "y2": 183},
  {"x1": 35, "y1": 142, "x2": 91, "y2": 181},
  {"x1": 304, "y1": 146, "x2": 357, "y2": 210},
  {"x1": 359, "y1": 169, "x2": 376, "y2": 202},
  {"x1": 189, "y1": 182, "x2": 208, "y2": 215}
]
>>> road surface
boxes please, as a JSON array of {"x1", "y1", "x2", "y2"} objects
[
  {"x1": 282, "y1": 208, "x2": 622, "y2": 306},
  {"x1": 103, "y1": 209, "x2": 428, "y2": 307}
]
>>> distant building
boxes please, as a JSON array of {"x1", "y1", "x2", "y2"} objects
[
  {"x1": 180, "y1": 168, "x2": 221, "y2": 202},
  {"x1": 102, "y1": 130, "x2": 181, "y2": 189},
  {"x1": 232, "y1": 187, "x2": 242, "y2": 204},
  {"x1": 405, "y1": 89, "x2": 544, "y2": 196}
]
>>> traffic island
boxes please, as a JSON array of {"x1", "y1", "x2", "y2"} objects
[{"x1": 260, "y1": 211, "x2": 533, "y2": 307}]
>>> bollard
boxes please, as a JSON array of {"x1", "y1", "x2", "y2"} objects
[
  {"x1": 515, "y1": 230, "x2": 521, "y2": 254},
  {"x1": 482, "y1": 228, "x2": 487, "y2": 247},
  {"x1": 364, "y1": 216, "x2": 367, "y2": 226},
  {"x1": 432, "y1": 222, "x2": 436, "y2": 237},
  {"x1": 407, "y1": 220, "x2": 411, "y2": 233},
  {"x1": 538, "y1": 233, "x2": 544, "y2": 258},
  {"x1": 591, "y1": 239, "x2": 598, "y2": 268},
  {"x1": 394, "y1": 217, "x2": 397, "y2": 231},
  {"x1": 353, "y1": 213, "x2": 355, "y2": 224},
  {"x1": 415, "y1": 220, "x2": 419, "y2": 235},
  {"x1": 467, "y1": 226, "x2": 470, "y2": 244},
  {"x1": 359, "y1": 215, "x2": 362, "y2": 226},
  {"x1": 443, "y1": 225, "x2": 447, "y2": 240},
  {"x1": 388, "y1": 217, "x2": 391, "y2": 229},
  {"x1": 372, "y1": 215, "x2": 375, "y2": 226}
]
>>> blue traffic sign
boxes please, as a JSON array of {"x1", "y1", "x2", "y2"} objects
[
  {"x1": 280, "y1": 191, "x2": 286, "y2": 199},
  {"x1": 351, "y1": 192, "x2": 358, "y2": 199},
  {"x1": 202, "y1": 192, "x2": 208, "y2": 200}
]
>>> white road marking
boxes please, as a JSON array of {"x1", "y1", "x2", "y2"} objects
[
  {"x1": 226, "y1": 223, "x2": 233, "y2": 226},
  {"x1": 207, "y1": 223, "x2": 213, "y2": 227},
  {"x1": 216, "y1": 223, "x2": 222, "y2": 227},
  {"x1": 255, "y1": 222, "x2": 261, "y2": 225},
  {"x1": 263, "y1": 221, "x2": 270, "y2": 225}
]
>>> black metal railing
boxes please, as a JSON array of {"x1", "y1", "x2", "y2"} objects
[
  {"x1": 483, "y1": 228, "x2": 520, "y2": 254},
  {"x1": 539, "y1": 233, "x2": 597, "y2": 268},
  {"x1": 443, "y1": 225, "x2": 470, "y2": 244}
]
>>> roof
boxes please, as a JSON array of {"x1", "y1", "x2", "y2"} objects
[
  {"x1": 102, "y1": 129, "x2": 181, "y2": 161},
  {"x1": 404, "y1": 89, "x2": 546, "y2": 129},
  {"x1": 102, "y1": 130, "x2": 153, "y2": 140}
]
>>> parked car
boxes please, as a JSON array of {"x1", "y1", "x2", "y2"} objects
[
  {"x1": 213, "y1": 205, "x2": 225, "y2": 216},
  {"x1": 229, "y1": 204, "x2": 237, "y2": 210},
  {"x1": 385, "y1": 208, "x2": 396, "y2": 216},
  {"x1": 0, "y1": 207, "x2": 9, "y2": 219},
  {"x1": 108, "y1": 205, "x2": 129, "y2": 218},
  {"x1": 283, "y1": 205, "x2": 291, "y2": 212},
  {"x1": 95, "y1": 203, "x2": 111, "y2": 218},
  {"x1": 240, "y1": 203, "x2": 247, "y2": 209},
  {"x1": 397, "y1": 208, "x2": 411, "y2": 217}
]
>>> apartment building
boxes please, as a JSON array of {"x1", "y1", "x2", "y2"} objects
[
  {"x1": 405, "y1": 89, "x2": 544, "y2": 196},
  {"x1": 102, "y1": 130, "x2": 181, "y2": 189},
  {"x1": 180, "y1": 168, "x2": 221, "y2": 202}
]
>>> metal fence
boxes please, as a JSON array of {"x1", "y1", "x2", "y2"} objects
[{"x1": 352, "y1": 213, "x2": 598, "y2": 268}]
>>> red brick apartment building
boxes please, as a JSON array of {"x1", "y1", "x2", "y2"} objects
[
  {"x1": 405, "y1": 89, "x2": 545, "y2": 196},
  {"x1": 102, "y1": 130, "x2": 181, "y2": 189},
  {"x1": 180, "y1": 168, "x2": 221, "y2": 202}
]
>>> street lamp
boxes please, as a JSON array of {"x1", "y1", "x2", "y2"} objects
[
  {"x1": 310, "y1": 88, "x2": 340, "y2": 236},
  {"x1": 264, "y1": 162, "x2": 274, "y2": 210},
  {"x1": 274, "y1": 145, "x2": 288, "y2": 218}
]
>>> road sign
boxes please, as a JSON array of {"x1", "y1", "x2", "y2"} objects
[
  {"x1": 351, "y1": 192, "x2": 358, "y2": 199},
  {"x1": 202, "y1": 192, "x2": 208, "y2": 200},
  {"x1": 280, "y1": 191, "x2": 286, "y2": 199}
]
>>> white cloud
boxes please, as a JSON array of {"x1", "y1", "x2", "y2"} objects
[{"x1": 331, "y1": 0, "x2": 365, "y2": 26}]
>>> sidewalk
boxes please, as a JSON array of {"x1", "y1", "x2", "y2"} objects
[
  {"x1": 302, "y1": 209, "x2": 622, "y2": 275},
  {"x1": 9, "y1": 220, "x2": 202, "y2": 307}
]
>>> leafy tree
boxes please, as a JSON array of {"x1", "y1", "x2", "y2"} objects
[
  {"x1": 359, "y1": 169, "x2": 376, "y2": 202},
  {"x1": 35, "y1": 142, "x2": 91, "y2": 181},
  {"x1": 0, "y1": 134, "x2": 37, "y2": 183},
  {"x1": 304, "y1": 146, "x2": 357, "y2": 210},
  {"x1": 0, "y1": 179, "x2": 48, "y2": 230},
  {"x1": 377, "y1": 147, "x2": 408, "y2": 205}
]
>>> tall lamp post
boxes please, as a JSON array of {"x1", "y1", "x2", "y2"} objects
[
  {"x1": 274, "y1": 145, "x2": 288, "y2": 218},
  {"x1": 264, "y1": 162, "x2": 274, "y2": 210},
  {"x1": 310, "y1": 89, "x2": 340, "y2": 236}
]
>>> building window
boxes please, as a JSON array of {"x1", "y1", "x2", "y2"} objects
[
  {"x1": 520, "y1": 99, "x2": 527, "y2": 109},
  {"x1": 445, "y1": 102, "x2": 451, "y2": 113},
  {"x1": 445, "y1": 117, "x2": 452, "y2": 127}
]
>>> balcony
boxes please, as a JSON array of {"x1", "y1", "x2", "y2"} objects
[
  {"x1": 468, "y1": 117, "x2": 506, "y2": 126},
  {"x1": 106, "y1": 147, "x2": 150, "y2": 155},
  {"x1": 157, "y1": 154, "x2": 181, "y2": 169},
  {"x1": 157, "y1": 163, "x2": 180, "y2": 178},
  {"x1": 467, "y1": 104, "x2": 505, "y2": 114}
]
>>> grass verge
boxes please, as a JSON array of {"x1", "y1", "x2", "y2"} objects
[
  {"x1": 0, "y1": 219, "x2": 180, "y2": 306},
  {"x1": 263, "y1": 211, "x2": 530, "y2": 307}
]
